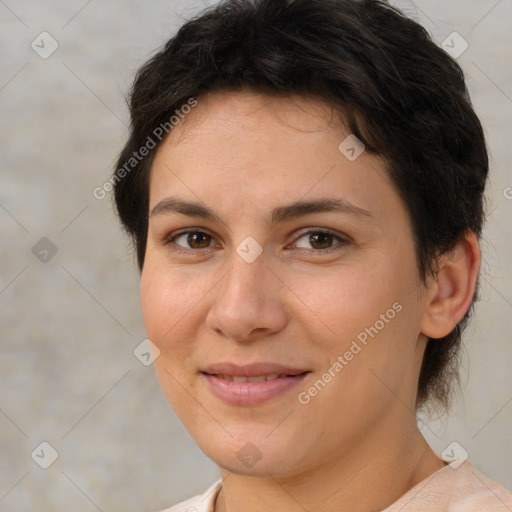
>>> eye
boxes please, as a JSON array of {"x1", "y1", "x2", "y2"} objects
[
  {"x1": 165, "y1": 230, "x2": 215, "y2": 251},
  {"x1": 290, "y1": 229, "x2": 349, "y2": 252},
  {"x1": 163, "y1": 228, "x2": 349, "y2": 254}
]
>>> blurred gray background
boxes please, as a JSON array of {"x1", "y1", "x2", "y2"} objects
[{"x1": 0, "y1": 0, "x2": 511, "y2": 510}]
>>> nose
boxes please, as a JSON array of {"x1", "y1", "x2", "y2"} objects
[{"x1": 205, "y1": 248, "x2": 288, "y2": 343}]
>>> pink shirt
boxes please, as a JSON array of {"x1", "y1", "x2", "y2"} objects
[{"x1": 160, "y1": 459, "x2": 512, "y2": 511}]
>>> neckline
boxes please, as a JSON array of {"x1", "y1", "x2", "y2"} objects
[
  {"x1": 380, "y1": 458, "x2": 466, "y2": 511},
  {"x1": 210, "y1": 459, "x2": 464, "y2": 512}
]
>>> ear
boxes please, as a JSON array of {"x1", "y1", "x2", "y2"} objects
[{"x1": 420, "y1": 230, "x2": 481, "y2": 339}]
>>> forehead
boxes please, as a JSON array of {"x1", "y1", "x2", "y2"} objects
[
  {"x1": 168, "y1": 89, "x2": 347, "y2": 144},
  {"x1": 148, "y1": 89, "x2": 404, "y2": 227}
]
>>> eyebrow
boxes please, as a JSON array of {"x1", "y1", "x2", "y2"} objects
[{"x1": 150, "y1": 197, "x2": 372, "y2": 227}]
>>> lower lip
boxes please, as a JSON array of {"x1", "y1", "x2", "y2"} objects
[{"x1": 202, "y1": 372, "x2": 309, "y2": 406}]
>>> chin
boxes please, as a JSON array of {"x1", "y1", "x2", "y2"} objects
[{"x1": 197, "y1": 432, "x2": 306, "y2": 478}]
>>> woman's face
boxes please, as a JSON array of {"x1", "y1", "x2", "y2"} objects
[{"x1": 140, "y1": 90, "x2": 431, "y2": 476}]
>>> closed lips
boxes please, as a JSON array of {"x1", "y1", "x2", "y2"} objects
[{"x1": 201, "y1": 364, "x2": 310, "y2": 405}]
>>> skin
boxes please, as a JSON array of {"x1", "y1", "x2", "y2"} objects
[{"x1": 140, "y1": 90, "x2": 481, "y2": 512}]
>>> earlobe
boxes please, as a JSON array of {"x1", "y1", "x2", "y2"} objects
[{"x1": 420, "y1": 231, "x2": 481, "y2": 339}]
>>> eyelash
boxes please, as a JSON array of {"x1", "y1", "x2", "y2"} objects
[{"x1": 162, "y1": 228, "x2": 350, "y2": 255}]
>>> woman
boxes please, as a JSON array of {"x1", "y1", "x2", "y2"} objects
[{"x1": 112, "y1": 0, "x2": 512, "y2": 510}]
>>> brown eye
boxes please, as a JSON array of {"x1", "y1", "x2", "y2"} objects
[
  {"x1": 308, "y1": 232, "x2": 335, "y2": 250},
  {"x1": 187, "y1": 232, "x2": 212, "y2": 249},
  {"x1": 293, "y1": 230, "x2": 346, "y2": 252},
  {"x1": 170, "y1": 231, "x2": 214, "y2": 250}
]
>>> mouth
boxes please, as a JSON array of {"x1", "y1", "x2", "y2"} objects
[
  {"x1": 200, "y1": 362, "x2": 310, "y2": 406},
  {"x1": 206, "y1": 373, "x2": 297, "y2": 382}
]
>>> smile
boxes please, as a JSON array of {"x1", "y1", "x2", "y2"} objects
[{"x1": 200, "y1": 363, "x2": 310, "y2": 406}]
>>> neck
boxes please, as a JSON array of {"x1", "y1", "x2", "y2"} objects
[{"x1": 214, "y1": 415, "x2": 446, "y2": 512}]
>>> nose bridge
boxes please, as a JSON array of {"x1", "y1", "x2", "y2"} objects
[{"x1": 222, "y1": 244, "x2": 269, "y2": 302}]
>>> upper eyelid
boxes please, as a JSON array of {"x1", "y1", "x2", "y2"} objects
[
  {"x1": 165, "y1": 227, "x2": 219, "y2": 244},
  {"x1": 287, "y1": 229, "x2": 347, "y2": 247}
]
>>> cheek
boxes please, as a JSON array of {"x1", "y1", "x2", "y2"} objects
[
  {"x1": 140, "y1": 265, "x2": 203, "y2": 414},
  {"x1": 140, "y1": 268, "x2": 168, "y2": 344},
  {"x1": 289, "y1": 258, "x2": 419, "y2": 391},
  {"x1": 290, "y1": 260, "x2": 404, "y2": 346},
  {"x1": 140, "y1": 260, "x2": 226, "y2": 377},
  {"x1": 140, "y1": 264, "x2": 197, "y2": 351}
]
